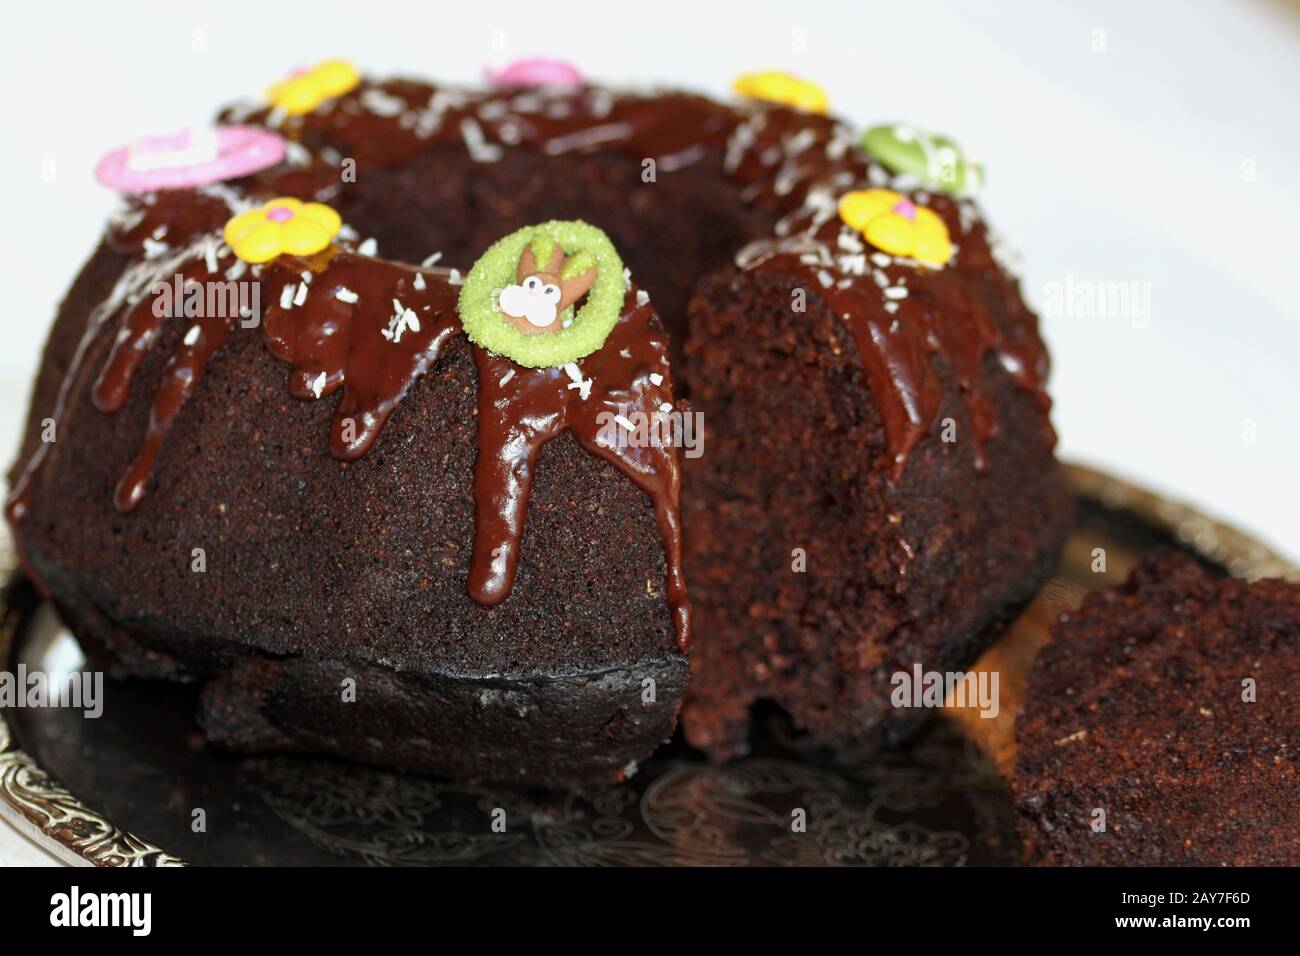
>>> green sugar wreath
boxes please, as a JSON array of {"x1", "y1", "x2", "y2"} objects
[{"x1": 457, "y1": 220, "x2": 626, "y2": 368}]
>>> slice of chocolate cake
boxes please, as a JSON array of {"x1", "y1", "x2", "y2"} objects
[{"x1": 1014, "y1": 552, "x2": 1300, "y2": 866}]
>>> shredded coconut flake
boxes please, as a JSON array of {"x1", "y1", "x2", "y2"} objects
[
  {"x1": 360, "y1": 88, "x2": 407, "y2": 118},
  {"x1": 283, "y1": 141, "x2": 312, "y2": 167},
  {"x1": 562, "y1": 362, "x2": 593, "y2": 400},
  {"x1": 836, "y1": 230, "x2": 865, "y2": 254},
  {"x1": 381, "y1": 299, "x2": 421, "y2": 343},
  {"x1": 460, "y1": 117, "x2": 504, "y2": 163},
  {"x1": 836, "y1": 253, "x2": 867, "y2": 276}
]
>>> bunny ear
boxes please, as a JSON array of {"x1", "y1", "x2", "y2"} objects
[
  {"x1": 557, "y1": 264, "x2": 597, "y2": 310},
  {"x1": 560, "y1": 249, "x2": 595, "y2": 280},
  {"x1": 516, "y1": 245, "x2": 538, "y2": 282},
  {"x1": 516, "y1": 246, "x2": 538, "y2": 282},
  {"x1": 517, "y1": 234, "x2": 559, "y2": 274},
  {"x1": 544, "y1": 245, "x2": 566, "y2": 276}
]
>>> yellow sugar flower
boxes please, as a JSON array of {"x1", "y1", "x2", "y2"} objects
[
  {"x1": 838, "y1": 189, "x2": 953, "y2": 266},
  {"x1": 267, "y1": 59, "x2": 361, "y2": 116},
  {"x1": 223, "y1": 197, "x2": 342, "y2": 264},
  {"x1": 732, "y1": 71, "x2": 828, "y2": 114}
]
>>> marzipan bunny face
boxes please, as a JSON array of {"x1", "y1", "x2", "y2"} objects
[{"x1": 499, "y1": 245, "x2": 597, "y2": 335}]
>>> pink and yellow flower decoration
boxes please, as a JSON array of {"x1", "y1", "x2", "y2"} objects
[
  {"x1": 732, "y1": 71, "x2": 828, "y2": 114},
  {"x1": 838, "y1": 189, "x2": 953, "y2": 267},
  {"x1": 223, "y1": 197, "x2": 342, "y2": 264},
  {"x1": 267, "y1": 59, "x2": 360, "y2": 116}
]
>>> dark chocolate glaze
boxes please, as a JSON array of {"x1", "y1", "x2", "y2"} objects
[
  {"x1": 8, "y1": 189, "x2": 250, "y2": 533},
  {"x1": 471, "y1": 293, "x2": 687, "y2": 647},
  {"x1": 93, "y1": 249, "x2": 240, "y2": 512},
  {"x1": 5, "y1": 204, "x2": 243, "y2": 592},
  {"x1": 221, "y1": 78, "x2": 1050, "y2": 469},
  {"x1": 259, "y1": 251, "x2": 462, "y2": 461},
  {"x1": 255, "y1": 251, "x2": 689, "y2": 649},
  {"x1": 7, "y1": 76, "x2": 1052, "y2": 646}
]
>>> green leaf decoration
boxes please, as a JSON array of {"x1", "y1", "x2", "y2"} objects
[{"x1": 862, "y1": 124, "x2": 984, "y2": 194}]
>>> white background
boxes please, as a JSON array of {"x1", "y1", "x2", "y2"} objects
[{"x1": 0, "y1": 0, "x2": 1297, "y2": 861}]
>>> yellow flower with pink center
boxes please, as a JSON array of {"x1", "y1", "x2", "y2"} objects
[
  {"x1": 838, "y1": 189, "x2": 953, "y2": 266},
  {"x1": 223, "y1": 197, "x2": 342, "y2": 264}
]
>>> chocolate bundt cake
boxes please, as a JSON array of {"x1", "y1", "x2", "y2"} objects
[
  {"x1": 1014, "y1": 553, "x2": 1300, "y2": 866},
  {"x1": 6, "y1": 62, "x2": 1069, "y2": 787}
]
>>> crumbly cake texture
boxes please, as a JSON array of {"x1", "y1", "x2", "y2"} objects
[
  {"x1": 681, "y1": 269, "x2": 1069, "y2": 757},
  {"x1": 1014, "y1": 553, "x2": 1300, "y2": 866},
  {"x1": 8, "y1": 73, "x2": 1069, "y2": 785}
]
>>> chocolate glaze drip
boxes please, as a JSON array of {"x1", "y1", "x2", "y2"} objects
[
  {"x1": 736, "y1": 209, "x2": 1051, "y2": 474},
  {"x1": 258, "y1": 253, "x2": 689, "y2": 649},
  {"x1": 759, "y1": 248, "x2": 1046, "y2": 473},
  {"x1": 65, "y1": 193, "x2": 254, "y2": 515},
  {"x1": 9, "y1": 75, "x2": 1053, "y2": 643},
  {"x1": 6, "y1": 216, "x2": 236, "y2": 535},
  {"x1": 720, "y1": 109, "x2": 1052, "y2": 473},
  {"x1": 259, "y1": 252, "x2": 462, "y2": 460},
  {"x1": 93, "y1": 245, "x2": 240, "y2": 511},
  {"x1": 471, "y1": 294, "x2": 688, "y2": 649}
]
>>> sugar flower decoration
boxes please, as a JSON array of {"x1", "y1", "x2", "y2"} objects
[
  {"x1": 95, "y1": 126, "x2": 285, "y2": 194},
  {"x1": 732, "y1": 71, "x2": 828, "y2": 114},
  {"x1": 267, "y1": 59, "x2": 361, "y2": 116},
  {"x1": 223, "y1": 197, "x2": 342, "y2": 264},
  {"x1": 486, "y1": 58, "x2": 583, "y2": 89},
  {"x1": 862, "y1": 124, "x2": 983, "y2": 194},
  {"x1": 838, "y1": 189, "x2": 953, "y2": 267}
]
